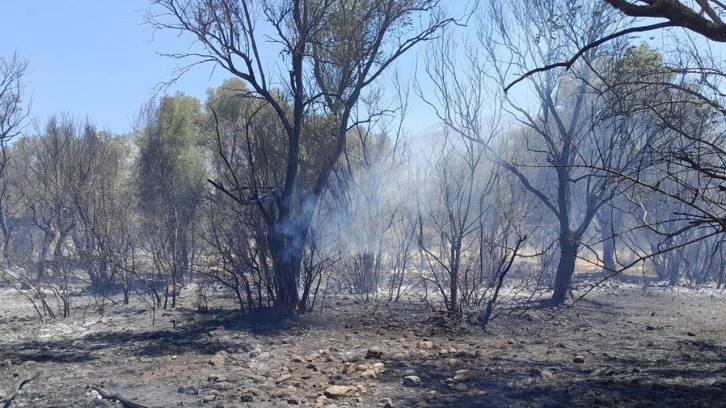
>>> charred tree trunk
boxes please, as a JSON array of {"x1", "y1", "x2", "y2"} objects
[
  {"x1": 268, "y1": 219, "x2": 307, "y2": 317},
  {"x1": 354, "y1": 252, "x2": 376, "y2": 295},
  {"x1": 551, "y1": 234, "x2": 581, "y2": 306},
  {"x1": 602, "y1": 231, "x2": 616, "y2": 273}
]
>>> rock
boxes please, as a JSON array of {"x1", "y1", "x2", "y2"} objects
[
  {"x1": 343, "y1": 363, "x2": 356, "y2": 374},
  {"x1": 248, "y1": 374, "x2": 267, "y2": 383},
  {"x1": 382, "y1": 398, "x2": 395, "y2": 408},
  {"x1": 366, "y1": 346, "x2": 384, "y2": 359},
  {"x1": 452, "y1": 369, "x2": 470, "y2": 383},
  {"x1": 573, "y1": 355, "x2": 585, "y2": 364},
  {"x1": 591, "y1": 366, "x2": 616, "y2": 376},
  {"x1": 361, "y1": 369, "x2": 377, "y2": 378},
  {"x1": 539, "y1": 369, "x2": 555, "y2": 380},
  {"x1": 488, "y1": 339, "x2": 508, "y2": 349},
  {"x1": 403, "y1": 376, "x2": 422, "y2": 387},
  {"x1": 291, "y1": 355, "x2": 306, "y2": 363},
  {"x1": 213, "y1": 381, "x2": 233, "y2": 391},
  {"x1": 324, "y1": 385, "x2": 351, "y2": 398},
  {"x1": 449, "y1": 383, "x2": 468, "y2": 392},
  {"x1": 276, "y1": 373, "x2": 293, "y2": 384},
  {"x1": 403, "y1": 369, "x2": 418, "y2": 377},
  {"x1": 418, "y1": 341, "x2": 434, "y2": 350},
  {"x1": 203, "y1": 394, "x2": 217, "y2": 403},
  {"x1": 226, "y1": 373, "x2": 242, "y2": 383},
  {"x1": 177, "y1": 386, "x2": 199, "y2": 395},
  {"x1": 239, "y1": 393, "x2": 254, "y2": 402},
  {"x1": 390, "y1": 352, "x2": 408, "y2": 361},
  {"x1": 209, "y1": 351, "x2": 227, "y2": 366}
]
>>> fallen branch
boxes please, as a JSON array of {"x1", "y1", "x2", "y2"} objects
[
  {"x1": 88, "y1": 385, "x2": 148, "y2": 408},
  {"x1": 1, "y1": 372, "x2": 39, "y2": 408}
]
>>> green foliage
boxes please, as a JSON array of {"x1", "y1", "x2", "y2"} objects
[{"x1": 138, "y1": 93, "x2": 207, "y2": 225}]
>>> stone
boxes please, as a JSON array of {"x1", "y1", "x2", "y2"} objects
[
  {"x1": 366, "y1": 347, "x2": 384, "y2": 359},
  {"x1": 226, "y1": 373, "x2": 242, "y2": 383},
  {"x1": 573, "y1": 355, "x2": 585, "y2": 364},
  {"x1": 539, "y1": 369, "x2": 555, "y2": 380},
  {"x1": 213, "y1": 381, "x2": 233, "y2": 391},
  {"x1": 239, "y1": 393, "x2": 254, "y2": 402},
  {"x1": 324, "y1": 385, "x2": 351, "y2": 398},
  {"x1": 382, "y1": 398, "x2": 395, "y2": 408},
  {"x1": 248, "y1": 374, "x2": 267, "y2": 383},
  {"x1": 403, "y1": 376, "x2": 422, "y2": 387},
  {"x1": 449, "y1": 383, "x2": 468, "y2": 392},
  {"x1": 177, "y1": 386, "x2": 199, "y2": 395},
  {"x1": 390, "y1": 352, "x2": 408, "y2": 361},
  {"x1": 361, "y1": 369, "x2": 377, "y2": 378},
  {"x1": 203, "y1": 394, "x2": 217, "y2": 403},
  {"x1": 276, "y1": 374, "x2": 293, "y2": 384},
  {"x1": 418, "y1": 341, "x2": 434, "y2": 350},
  {"x1": 452, "y1": 370, "x2": 470, "y2": 383},
  {"x1": 209, "y1": 351, "x2": 227, "y2": 366}
]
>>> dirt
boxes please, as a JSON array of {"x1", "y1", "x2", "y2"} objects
[{"x1": 2, "y1": 282, "x2": 726, "y2": 408}]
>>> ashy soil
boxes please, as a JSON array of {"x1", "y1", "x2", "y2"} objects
[{"x1": 2, "y1": 282, "x2": 726, "y2": 408}]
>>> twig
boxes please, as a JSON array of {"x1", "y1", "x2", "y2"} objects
[
  {"x1": 1, "y1": 372, "x2": 39, "y2": 408},
  {"x1": 87, "y1": 385, "x2": 148, "y2": 408}
]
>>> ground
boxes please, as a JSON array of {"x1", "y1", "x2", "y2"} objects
[{"x1": 2, "y1": 280, "x2": 726, "y2": 407}]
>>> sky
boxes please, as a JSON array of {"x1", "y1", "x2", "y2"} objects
[
  {"x1": 0, "y1": 0, "x2": 229, "y2": 134},
  {"x1": 0, "y1": 1, "x2": 445, "y2": 137}
]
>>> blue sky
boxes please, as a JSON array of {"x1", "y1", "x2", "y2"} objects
[
  {"x1": 0, "y1": 1, "x2": 441, "y2": 136},
  {"x1": 0, "y1": 1, "x2": 249, "y2": 134}
]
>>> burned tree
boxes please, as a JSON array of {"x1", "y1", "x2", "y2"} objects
[
  {"x1": 0, "y1": 53, "x2": 29, "y2": 257},
  {"x1": 147, "y1": 0, "x2": 452, "y2": 315}
]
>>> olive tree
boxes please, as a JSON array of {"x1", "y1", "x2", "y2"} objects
[
  {"x1": 146, "y1": 0, "x2": 453, "y2": 315},
  {"x1": 0, "y1": 53, "x2": 30, "y2": 257},
  {"x1": 422, "y1": 1, "x2": 672, "y2": 305},
  {"x1": 137, "y1": 94, "x2": 207, "y2": 308}
]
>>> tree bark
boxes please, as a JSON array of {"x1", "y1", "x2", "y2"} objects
[
  {"x1": 602, "y1": 231, "x2": 616, "y2": 273},
  {"x1": 268, "y1": 219, "x2": 308, "y2": 317},
  {"x1": 551, "y1": 235, "x2": 581, "y2": 305}
]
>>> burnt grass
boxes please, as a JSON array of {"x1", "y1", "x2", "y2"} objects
[{"x1": 2, "y1": 283, "x2": 726, "y2": 407}]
